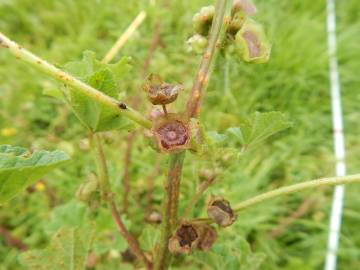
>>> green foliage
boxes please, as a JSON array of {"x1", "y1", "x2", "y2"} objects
[
  {"x1": 1, "y1": 0, "x2": 360, "y2": 269},
  {"x1": 192, "y1": 234, "x2": 265, "y2": 270},
  {"x1": 0, "y1": 145, "x2": 69, "y2": 204},
  {"x1": 139, "y1": 225, "x2": 160, "y2": 251},
  {"x1": 226, "y1": 111, "x2": 292, "y2": 148},
  {"x1": 19, "y1": 226, "x2": 94, "y2": 270},
  {"x1": 44, "y1": 200, "x2": 88, "y2": 235},
  {"x1": 63, "y1": 51, "x2": 134, "y2": 132}
]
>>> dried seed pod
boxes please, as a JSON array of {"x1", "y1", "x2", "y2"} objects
[
  {"x1": 235, "y1": 18, "x2": 271, "y2": 63},
  {"x1": 193, "y1": 5, "x2": 215, "y2": 36},
  {"x1": 187, "y1": 34, "x2": 208, "y2": 54},
  {"x1": 143, "y1": 74, "x2": 183, "y2": 105},
  {"x1": 168, "y1": 223, "x2": 200, "y2": 254},
  {"x1": 196, "y1": 225, "x2": 218, "y2": 251},
  {"x1": 232, "y1": 0, "x2": 257, "y2": 16},
  {"x1": 152, "y1": 113, "x2": 191, "y2": 153},
  {"x1": 207, "y1": 196, "x2": 236, "y2": 227}
]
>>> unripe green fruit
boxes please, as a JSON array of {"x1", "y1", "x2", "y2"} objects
[
  {"x1": 235, "y1": 18, "x2": 271, "y2": 63},
  {"x1": 226, "y1": 12, "x2": 247, "y2": 36},
  {"x1": 192, "y1": 5, "x2": 215, "y2": 36},
  {"x1": 186, "y1": 34, "x2": 208, "y2": 54},
  {"x1": 76, "y1": 175, "x2": 99, "y2": 202}
]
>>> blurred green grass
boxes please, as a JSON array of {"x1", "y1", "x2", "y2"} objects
[{"x1": 0, "y1": 0, "x2": 360, "y2": 269}]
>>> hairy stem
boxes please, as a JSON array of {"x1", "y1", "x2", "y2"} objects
[
  {"x1": 122, "y1": 132, "x2": 136, "y2": 212},
  {"x1": 186, "y1": 0, "x2": 228, "y2": 117},
  {"x1": 154, "y1": 2, "x2": 228, "y2": 268},
  {"x1": 192, "y1": 174, "x2": 360, "y2": 224},
  {"x1": 91, "y1": 133, "x2": 152, "y2": 269},
  {"x1": 154, "y1": 152, "x2": 185, "y2": 270},
  {"x1": 0, "y1": 32, "x2": 151, "y2": 129}
]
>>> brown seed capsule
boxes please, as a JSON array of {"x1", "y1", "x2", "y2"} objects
[
  {"x1": 143, "y1": 74, "x2": 183, "y2": 105},
  {"x1": 168, "y1": 223, "x2": 200, "y2": 254},
  {"x1": 207, "y1": 196, "x2": 236, "y2": 227},
  {"x1": 196, "y1": 225, "x2": 218, "y2": 251},
  {"x1": 152, "y1": 113, "x2": 191, "y2": 153}
]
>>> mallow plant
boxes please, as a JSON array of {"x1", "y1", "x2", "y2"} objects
[{"x1": 0, "y1": 0, "x2": 359, "y2": 269}]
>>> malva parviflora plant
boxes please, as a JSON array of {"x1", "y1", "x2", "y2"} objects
[{"x1": 1, "y1": 0, "x2": 360, "y2": 269}]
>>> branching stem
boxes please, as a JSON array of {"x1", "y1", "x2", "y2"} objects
[
  {"x1": 154, "y1": 1, "x2": 228, "y2": 269},
  {"x1": 186, "y1": 0, "x2": 228, "y2": 117},
  {"x1": 191, "y1": 174, "x2": 360, "y2": 224},
  {"x1": 0, "y1": 32, "x2": 151, "y2": 129},
  {"x1": 154, "y1": 152, "x2": 185, "y2": 270},
  {"x1": 90, "y1": 133, "x2": 152, "y2": 269}
]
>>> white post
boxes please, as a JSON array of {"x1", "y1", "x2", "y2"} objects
[{"x1": 325, "y1": 0, "x2": 346, "y2": 269}]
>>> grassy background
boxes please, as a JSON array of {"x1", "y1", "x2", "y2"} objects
[{"x1": 1, "y1": 0, "x2": 360, "y2": 269}]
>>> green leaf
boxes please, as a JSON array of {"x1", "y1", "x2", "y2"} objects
[
  {"x1": 139, "y1": 225, "x2": 160, "y2": 251},
  {"x1": 191, "y1": 235, "x2": 265, "y2": 270},
  {"x1": 227, "y1": 111, "x2": 292, "y2": 147},
  {"x1": 44, "y1": 200, "x2": 88, "y2": 235},
  {"x1": 19, "y1": 226, "x2": 94, "y2": 270},
  {"x1": 0, "y1": 145, "x2": 70, "y2": 204},
  {"x1": 63, "y1": 51, "x2": 134, "y2": 132}
]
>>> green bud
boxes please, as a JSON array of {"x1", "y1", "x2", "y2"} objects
[
  {"x1": 186, "y1": 34, "x2": 208, "y2": 54},
  {"x1": 188, "y1": 118, "x2": 207, "y2": 154},
  {"x1": 192, "y1": 5, "x2": 215, "y2": 36},
  {"x1": 76, "y1": 174, "x2": 99, "y2": 203},
  {"x1": 227, "y1": 12, "x2": 247, "y2": 36},
  {"x1": 235, "y1": 18, "x2": 271, "y2": 63}
]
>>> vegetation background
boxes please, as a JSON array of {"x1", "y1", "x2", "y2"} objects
[{"x1": 0, "y1": 0, "x2": 359, "y2": 269}]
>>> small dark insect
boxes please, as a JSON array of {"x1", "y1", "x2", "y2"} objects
[{"x1": 118, "y1": 102, "x2": 127, "y2": 110}]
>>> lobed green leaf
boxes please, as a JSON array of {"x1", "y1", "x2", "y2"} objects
[
  {"x1": 19, "y1": 226, "x2": 94, "y2": 270},
  {"x1": 0, "y1": 145, "x2": 70, "y2": 204},
  {"x1": 62, "y1": 51, "x2": 134, "y2": 132}
]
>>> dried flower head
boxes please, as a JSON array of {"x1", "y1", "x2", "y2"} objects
[
  {"x1": 207, "y1": 196, "x2": 236, "y2": 227},
  {"x1": 235, "y1": 18, "x2": 271, "y2": 63},
  {"x1": 143, "y1": 74, "x2": 183, "y2": 105},
  {"x1": 168, "y1": 223, "x2": 200, "y2": 254},
  {"x1": 196, "y1": 225, "x2": 218, "y2": 251},
  {"x1": 152, "y1": 113, "x2": 191, "y2": 153}
]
